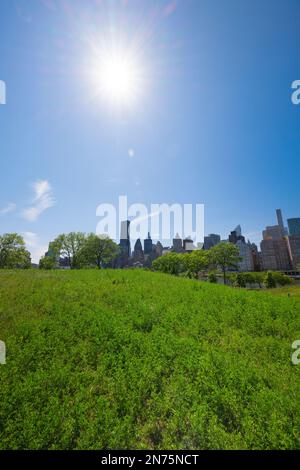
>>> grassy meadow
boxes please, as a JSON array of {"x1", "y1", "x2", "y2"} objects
[{"x1": 0, "y1": 269, "x2": 299, "y2": 450}]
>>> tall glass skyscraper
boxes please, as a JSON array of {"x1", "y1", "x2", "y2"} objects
[{"x1": 288, "y1": 218, "x2": 300, "y2": 236}]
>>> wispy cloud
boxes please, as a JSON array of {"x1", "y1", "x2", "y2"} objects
[
  {"x1": 23, "y1": 232, "x2": 47, "y2": 264},
  {"x1": 22, "y1": 179, "x2": 55, "y2": 221},
  {"x1": 0, "y1": 202, "x2": 16, "y2": 215}
]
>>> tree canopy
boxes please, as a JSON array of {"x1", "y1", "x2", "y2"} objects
[
  {"x1": 0, "y1": 233, "x2": 31, "y2": 269},
  {"x1": 209, "y1": 242, "x2": 241, "y2": 284}
]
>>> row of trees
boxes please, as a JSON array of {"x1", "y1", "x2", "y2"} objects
[
  {"x1": 39, "y1": 232, "x2": 119, "y2": 269},
  {"x1": 152, "y1": 242, "x2": 294, "y2": 288},
  {"x1": 153, "y1": 242, "x2": 241, "y2": 284},
  {"x1": 228, "y1": 271, "x2": 292, "y2": 288}
]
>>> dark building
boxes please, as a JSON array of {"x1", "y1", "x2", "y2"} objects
[
  {"x1": 276, "y1": 209, "x2": 285, "y2": 233},
  {"x1": 172, "y1": 233, "x2": 183, "y2": 253},
  {"x1": 287, "y1": 236, "x2": 300, "y2": 269},
  {"x1": 120, "y1": 220, "x2": 131, "y2": 257},
  {"x1": 155, "y1": 241, "x2": 163, "y2": 257},
  {"x1": 249, "y1": 242, "x2": 261, "y2": 271},
  {"x1": 229, "y1": 225, "x2": 245, "y2": 244},
  {"x1": 287, "y1": 218, "x2": 300, "y2": 236},
  {"x1": 132, "y1": 238, "x2": 144, "y2": 264},
  {"x1": 203, "y1": 233, "x2": 221, "y2": 250},
  {"x1": 144, "y1": 232, "x2": 153, "y2": 255}
]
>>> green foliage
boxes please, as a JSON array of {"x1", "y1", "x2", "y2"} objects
[
  {"x1": 0, "y1": 233, "x2": 31, "y2": 269},
  {"x1": 152, "y1": 253, "x2": 184, "y2": 275},
  {"x1": 263, "y1": 271, "x2": 292, "y2": 289},
  {"x1": 272, "y1": 272, "x2": 293, "y2": 287},
  {"x1": 210, "y1": 243, "x2": 241, "y2": 285},
  {"x1": 0, "y1": 270, "x2": 299, "y2": 450},
  {"x1": 39, "y1": 256, "x2": 56, "y2": 270},
  {"x1": 264, "y1": 271, "x2": 277, "y2": 289},
  {"x1": 183, "y1": 250, "x2": 210, "y2": 278},
  {"x1": 80, "y1": 234, "x2": 119, "y2": 268},
  {"x1": 230, "y1": 272, "x2": 247, "y2": 288},
  {"x1": 52, "y1": 232, "x2": 86, "y2": 269},
  {"x1": 207, "y1": 272, "x2": 218, "y2": 283}
]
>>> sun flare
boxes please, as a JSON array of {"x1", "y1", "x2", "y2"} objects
[{"x1": 93, "y1": 49, "x2": 142, "y2": 106}]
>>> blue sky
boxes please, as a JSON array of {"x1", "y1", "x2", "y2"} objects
[{"x1": 0, "y1": 0, "x2": 300, "y2": 261}]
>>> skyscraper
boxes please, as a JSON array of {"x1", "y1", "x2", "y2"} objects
[
  {"x1": 276, "y1": 209, "x2": 284, "y2": 232},
  {"x1": 144, "y1": 232, "x2": 153, "y2": 255},
  {"x1": 203, "y1": 234, "x2": 221, "y2": 250},
  {"x1": 236, "y1": 240, "x2": 254, "y2": 272},
  {"x1": 287, "y1": 236, "x2": 300, "y2": 269},
  {"x1": 287, "y1": 218, "x2": 300, "y2": 236},
  {"x1": 172, "y1": 233, "x2": 183, "y2": 253},
  {"x1": 260, "y1": 238, "x2": 292, "y2": 271},
  {"x1": 228, "y1": 226, "x2": 245, "y2": 244},
  {"x1": 120, "y1": 220, "x2": 131, "y2": 257},
  {"x1": 132, "y1": 238, "x2": 144, "y2": 264}
]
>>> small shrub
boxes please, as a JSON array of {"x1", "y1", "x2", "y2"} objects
[{"x1": 208, "y1": 272, "x2": 217, "y2": 283}]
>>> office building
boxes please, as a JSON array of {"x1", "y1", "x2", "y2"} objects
[
  {"x1": 120, "y1": 220, "x2": 131, "y2": 257},
  {"x1": 287, "y1": 218, "x2": 300, "y2": 236},
  {"x1": 236, "y1": 240, "x2": 254, "y2": 272},
  {"x1": 203, "y1": 233, "x2": 221, "y2": 250},
  {"x1": 287, "y1": 236, "x2": 300, "y2": 269},
  {"x1": 229, "y1": 225, "x2": 245, "y2": 244},
  {"x1": 260, "y1": 238, "x2": 292, "y2": 271},
  {"x1": 144, "y1": 232, "x2": 153, "y2": 255},
  {"x1": 172, "y1": 233, "x2": 183, "y2": 253}
]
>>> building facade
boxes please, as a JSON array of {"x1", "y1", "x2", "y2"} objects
[
  {"x1": 287, "y1": 218, "x2": 300, "y2": 236},
  {"x1": 260, "y1": 238, "x2": 292, "y2": 271}
]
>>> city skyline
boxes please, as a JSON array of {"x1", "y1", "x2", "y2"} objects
[{"x1": 39, "y1": 206, "x2": 300, "y2": 272}]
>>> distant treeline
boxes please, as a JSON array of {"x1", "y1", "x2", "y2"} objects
[
  {"x1": 152, "y1": 248, "x2": 293, "y2": 288},
  {"x1": 0, "y1": 233, "x2": 297, "y2": 289}
]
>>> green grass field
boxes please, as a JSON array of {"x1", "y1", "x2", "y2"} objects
[
  {"x1": 265, "y1": 283, "x2": 300, "y2": 299},
  {"x1": 0, "y1": 269, "x2": 299, "y2": 450}
]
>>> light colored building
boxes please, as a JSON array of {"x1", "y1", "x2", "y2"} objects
[
  {"x1": 263, "y1": 225, "x2": 284, "y2": 240},
  {"x1": 236, "y1": 240, "x2": 254, "y2": 272}
]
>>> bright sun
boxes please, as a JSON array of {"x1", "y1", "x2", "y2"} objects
[{"x1": 94, "y1": 49, "x2": 142, "y2": 106}]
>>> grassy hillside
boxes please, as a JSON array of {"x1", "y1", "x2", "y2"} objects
[{"x1": 0, "y1": 269, "x2": 299, "y2": 450}]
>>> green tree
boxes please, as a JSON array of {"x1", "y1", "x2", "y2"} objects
[
  {"x1": 183, "y1": 250, "x2": 209, "y2": 278},
  {"x1": 39, "y1": 256, "x2": 56, "y2": 270},
  {"x1": 52, "y1": 232, "x2": 86, "y2": 269},
  {"x1": 152, "y1": 253, "x2": 184, "y2": 275},
  {"x1": 80, "y1": 234, "x2": 119, "y2": 269},
  {"x1": 210, "y1": 242, "x2": 241, "y2": 285},
  {"x1": 0, "y1": 233, "x2": 31, "y2": 269},
  {"x1": 264, "y1": 271, "x2": 276, "y2": 289},
  {"x1": 272, "y1": 272, "x2": 293, "y2": 286}
]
